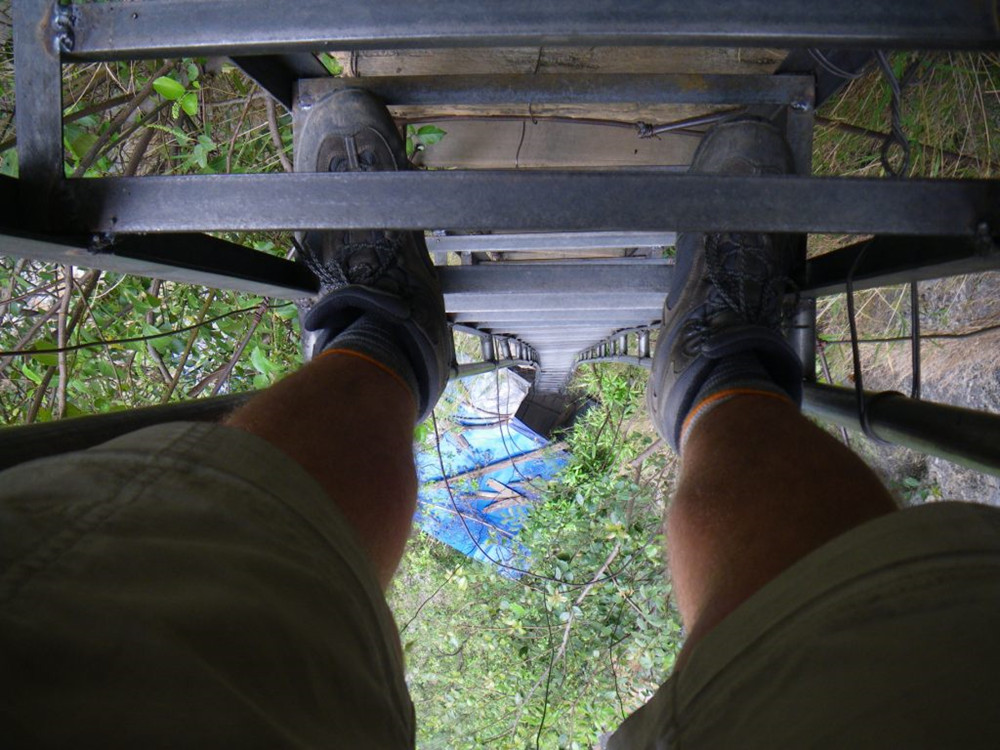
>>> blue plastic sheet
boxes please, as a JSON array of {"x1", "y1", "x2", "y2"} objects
[{"x1": 415, "y1": 380, "x2": 568, "y2": 576}]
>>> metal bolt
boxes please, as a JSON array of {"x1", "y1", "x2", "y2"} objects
[
  {"x1": 297, "y1": 95, "x2": 314, "y2": 111},
  {"x1": 790, "y1": 100, "x2": 812, "y2": 113}
]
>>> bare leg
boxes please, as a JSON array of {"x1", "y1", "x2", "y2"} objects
[
  {"x1": 668, "y1": 393, "x2": 896, "y2": 663},
  {"x1": 226, "y1": 352, "x2": 417, "y2": 589}
]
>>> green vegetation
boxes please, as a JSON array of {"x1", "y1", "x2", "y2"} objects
[{"x1": 394, "y1": 365, "x2": 680, "y2": 749}]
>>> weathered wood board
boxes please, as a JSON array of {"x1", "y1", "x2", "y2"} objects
[{"x1": 409, "y1": 120, "x2": 698, "y2": 169}]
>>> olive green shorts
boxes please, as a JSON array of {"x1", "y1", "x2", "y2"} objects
[
  {"x1": 610, "y1": 500, "x2": 1000, "y2": 748},
  {"x1": 4, "y1": 421, "x2": 1000, "y2": 748},
  {"x1": 0, "y1": 422, "x2": 413, "y2": 748}
]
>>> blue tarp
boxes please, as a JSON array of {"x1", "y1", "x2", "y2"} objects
[{"x1": 415, "y1": 376, "x2": 568, "y2": 576}]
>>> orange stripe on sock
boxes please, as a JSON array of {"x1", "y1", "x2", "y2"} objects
[
  {"x1": 680, "y1": 387, "x2": 791, "y2": 444},
  {"x1": 316, "y1": 348, "x2": 417, "y2": 408}
]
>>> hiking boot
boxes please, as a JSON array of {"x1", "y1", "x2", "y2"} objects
[
  {"x1": 294, "y1": 88, "x2": 453, "y2": 419},
  {"x1": 647, "y1": 118, "x2": 803, "y2": 450}
]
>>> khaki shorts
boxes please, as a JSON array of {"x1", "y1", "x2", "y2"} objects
[
  {"x1": 0, "y1": 422, "x2": 413, "y2": 748},
  {"x1": 610, "y1": 500, "x2": 1000, "y2": 749},
  {"x1": 4, "y1": 422, "x2": 1000, "y2": 747}
]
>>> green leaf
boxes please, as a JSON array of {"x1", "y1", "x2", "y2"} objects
[
  {"x1": 180, "y1": 91, "x2": 199, "y2": 117},
  {"x1": 67, "y1": 131, "x2": 98, "y2": 160},
  {"x1": 416, "y1": 125, "x2": 446, "y2": 146},
  {"x1": 275, "y1": 304, "x2": 298, "y2": 321},
  {"x1": 406, "y1": 137, "x2": 415, "y2": 158},
  {"x1": 318, "y1": 53, "x2": 343, "y2": 76},
  {"x1": 1, "y1": 149, "x2": 18, "y2": 178},
  {"x1": 153, "y1": 76, "x2": 186, "y2": 101},
  {"x1": 20, "y1": 362, "x2": 42, "y2": 385},
  {"x1": 250, "y1": 345, "x2": 282, "y2": 375},
  {"x1": 30, "y1": 340, "x2": 59, "y2": 367}
]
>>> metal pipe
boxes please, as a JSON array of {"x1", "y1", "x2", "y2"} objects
[
  {"x1": 791, "y1": 298, "x2": 817, "y2": 382},
  {"x1": 481, "y1": 335, "x2": 495, "y2": 362},
  {"x1": 638, "y1": 331, "x2": 651, "y2": 358},
  {"x1": 802, "y1": 383, "x2": 1000, "y2": 477}
]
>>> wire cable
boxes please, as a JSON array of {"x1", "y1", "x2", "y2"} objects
[
  {"x1": 807, "y1": 48, "x2": 867, "y2": 80},
  {"x1": 822, "y1": 321, "x2": 1000, "y2": 345},
  {"x1": 0, "y1": 302, "x2": 292, "y2": 357},
  {"x1": 875, "y1": 51, "x2": 912, "y2": 178}
]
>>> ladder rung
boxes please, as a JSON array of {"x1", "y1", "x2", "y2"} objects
[
  {"x1": 429, "y1": 232, "x2": 676, "y2": 255},
  {"x1": 298, "y1": 74, "x2": 812, "y2": 108},
  {"x1": 65, "y1": 0, "x2": 998, "y2": 61}
]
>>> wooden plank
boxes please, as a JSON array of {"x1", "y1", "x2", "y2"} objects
[
  {"x1": 411, "y1": 120, "x2": 698, "y2": 169},
  {"x1": 330, "y1": 46, "x2": 786, "y2": 77},
  {"x1": 389, "y1": 102, "x2": 732, "y2": 124}
]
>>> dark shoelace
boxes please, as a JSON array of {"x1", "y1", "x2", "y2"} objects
[{"x1": 704, "y1": 232, "x2": 791, "y2": 329}]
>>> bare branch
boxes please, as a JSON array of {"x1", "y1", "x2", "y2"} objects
[
  {"x1": 266, "y1": 97, "x2": 293, "y2": 173},
  {"x1": 210, "y1": 299, "x2": 270, "y2": 396},
  {"x1": 160, "y1": 290, "x2": 217, "y2": 403},
  {"x1": 55, "y1": 265, "x2": 73, "y2": 419},
  {"x1": 225, "y1": 91, "x2": 255, "y2": 173},
  {"x1": 72, "y1": 61, "x2": 174, "y2": 177}
]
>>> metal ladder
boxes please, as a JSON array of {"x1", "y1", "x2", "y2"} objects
[{"x1": 4, "y1": 0, "x2": 1000, "y2": 474}]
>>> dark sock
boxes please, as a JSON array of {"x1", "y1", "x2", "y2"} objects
[
  {"x1": 679, "y1": 352, "x2": 793, "y2": 451},
  {"x1": 319, "y1": 313, "x2": 419, "y2": 403}
]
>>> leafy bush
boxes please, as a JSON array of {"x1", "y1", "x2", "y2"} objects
[{"x1": 392, "y1": 365, "x2": 682, "y2": 748}]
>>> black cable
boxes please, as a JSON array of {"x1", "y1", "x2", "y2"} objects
[
  {"x1": 909, "y1": 281, "x2": 921, "y2": 400},
  {"x1": 0, "y1": 302, "x2": 292, "y2": 356},
  {"x1": 844, "y1": 242, "x2": 886, "y2": 443},
  {"x1": 807, "y1": 48, "x2": 867, "y2": 80},
  {"x1": 822, "y1": 321, "x2": 1000, "y2": 345},
  {"x1": 875, "y1": 51, "x2": 912, "y2": 178}
]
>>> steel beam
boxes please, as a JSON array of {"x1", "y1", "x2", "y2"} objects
[
  {"x1": 803, "y1": 383, "x2": 1000, "y2": 477},
  {"x1": 65, "y1": 0, "x2": 1000, "y2": 60},
  {"x1": 777, "y1": 49, "x2": 875, "y2": 108},
  {"x1": 0, "y1": 226, "x2": 317, "y2": 299},
  {"x1": 439, "y1": 264, "x2": 671, "y2": 314},
  {"x1": 803, "y1": 234, "x2": 1000, "y2": 296},
  {"x1": 298, "y1": 74, "x2": 813, "y2": 107},
  {"x1": 13, "y1": 0, "x2": 65, "y2": 228},
  {"x1": 232, "y1": 53, "x2": 330, "y2": 109},
  {"x1": 428, "y1": 231, "x2": 676, "y2": 254},
  {"x1": 61, "y1": 173, "x2": 1000, "y2": 236}
]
